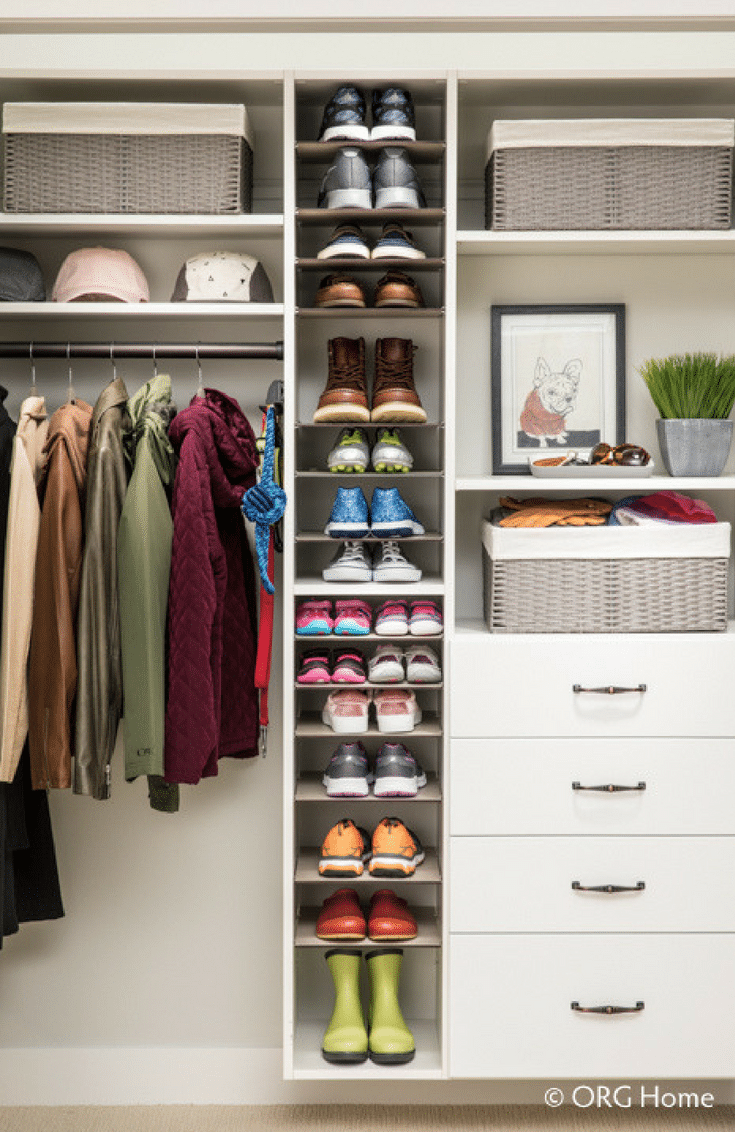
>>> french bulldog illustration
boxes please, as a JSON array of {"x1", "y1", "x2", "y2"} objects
[{"x1": 520, "y1": 357, "x2": 581, "y2": 446}]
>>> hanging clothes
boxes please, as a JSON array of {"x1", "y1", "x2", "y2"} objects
[
  {"x1": 0, "y1": 395, "x2": 45, "y2": 783},
  {"x1": 28, "y1": 399, "x2": 93, "y2": 791},
  {"x1": 74, "y1": 377, "x2": 131, "y2": 800},
  {"x1": 0, "y1": 388, "x2": 63, "y2": 946},
  {"x1": 165, "y1": 388, "x2": 259, "y2": 785},
  {"x1": 118, "y1": 375, "x2": 179, "y2": 814}
]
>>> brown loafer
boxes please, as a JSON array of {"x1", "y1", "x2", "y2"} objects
[
  {"x1": 368, "y1": 889, "x2": 417, "y2": 941},
  {"x1": 316, "y1": 887, "x2": 367, "y2": 940},
  {"x1": 315, "y1": 273, "x2": 367, "y2": 308},
  {"x1": 374, "y1": 270, "x2": 424, "y2": 308}
]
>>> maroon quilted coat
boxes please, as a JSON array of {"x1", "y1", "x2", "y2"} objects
[{"x1": 164, "y1": 389, "x2": 259, "y2": 784}]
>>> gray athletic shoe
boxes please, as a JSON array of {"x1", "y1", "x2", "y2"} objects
[
  {"x1": 373, "y1": 742, "x2": 427, "y2": 798},
  {"x1": 322, "y1": 742, "x2": 373, "y2": 797},
  {"x1": 373, "y1": 148, "x2": 426, "y2": 210},
  {"x1": 318, "y1": 147, "x2": 372, "y2": 211}
]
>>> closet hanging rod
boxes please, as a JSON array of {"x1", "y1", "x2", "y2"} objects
[{"x1": 0, "y1": 341, "x2": 284, "y2": 361}]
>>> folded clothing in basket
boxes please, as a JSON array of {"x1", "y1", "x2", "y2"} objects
[
  {"x1": 609, "y1": 491, "x2": 717, "y2": 526},
  {"x1": 495, "y1": 496, "x2": 612, "y2": 527}
]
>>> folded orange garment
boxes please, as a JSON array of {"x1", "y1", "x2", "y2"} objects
[{"x1": 498, "y1": 496, "x2": 612, "y2": 528}]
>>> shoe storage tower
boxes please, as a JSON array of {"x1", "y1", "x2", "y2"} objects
[{"x1": 5, "y1": 65, "x2": 735, "y2": 1084}]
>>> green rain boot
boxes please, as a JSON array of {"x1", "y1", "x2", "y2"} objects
[
  {"x1": 365, "y1": 947, "x2": 415, "y2": 1064},
  {"x1": 322, "y1": 949, "x2": 369, "y2": 1064}
]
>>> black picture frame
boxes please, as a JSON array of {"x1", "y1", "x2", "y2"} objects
[{"x1": 490, "y1": 303, "x2": 626, "y2": 475}]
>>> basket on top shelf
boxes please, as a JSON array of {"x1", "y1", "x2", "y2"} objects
[
  {"x1": 2, "y1": 103, "x2": 254, "y2": 214},
  {"x1": 482, "y1": 520, "x2": 730, "y2": 633},
  {"x1": 485, "y1": 118, "x2": 734, "y2": 231}
]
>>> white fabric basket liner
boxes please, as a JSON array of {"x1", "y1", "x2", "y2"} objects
[
  {"x1": 482, "y1": 520, "x2": 731, "y2": 561},
  {"x1": 3, "y1": 103, "x2": 253, "y2": 149},
  {"x1": 486, "y1": 118, "x2": 735, "y2": 163}
]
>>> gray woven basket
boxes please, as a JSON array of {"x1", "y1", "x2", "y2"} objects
[
  {"x1": 483, "y1": 548, "x2": 729, "y2": 633},
  {"x1": 485, "y1": 145, "x2": 733, "y2": 231},
  {"x1": 3, "y1": 132, "x2": 253, "y2": 214}
]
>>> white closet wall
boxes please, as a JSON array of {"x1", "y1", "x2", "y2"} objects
[{"x1": 1, "y1": 24, "x2": 735, "y2": 1106}]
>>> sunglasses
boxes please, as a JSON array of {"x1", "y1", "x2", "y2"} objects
[{"x1": 590, "y1": 443, "x2": 650, "y2": 467}]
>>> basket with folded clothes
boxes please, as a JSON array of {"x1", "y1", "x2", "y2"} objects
[{"x1": 483, "y1": 492, "x2": 730, "y2": 633}]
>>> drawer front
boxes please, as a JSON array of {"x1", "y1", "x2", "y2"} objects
[
  {"x1": 450, "y1": 837, "x2": 735, "y2": 932},
  {"x1": 450, "y1": 634, "x2": 735, "y2": 738},
  {"x1": 450, "y1": 738, "x2": 735, "y2": 836},
  {"x1": 450, "y1": 934, "x2": 735, "y2": 1078}
]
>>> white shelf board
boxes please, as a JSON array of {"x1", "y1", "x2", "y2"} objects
[
  {"x1": 453, "y1": 617, "x2": 735, "y2": 636},
  {"x1": 457, "y1": 230, "x2": 735, "y2": 256},
  {"x1": 294, "y1": 577, "x2": 444, "y2": 597},
  {"x1": 456, "y1": 475, "x2": 735, "y2": 493},
  {"x1": 292, "y1": 1019, "x2": 443, "y2": 1079},
  {"x1": 295, "y1": 772, "x2": 442, "y2": 802},
  {"x1": 0, "y1": 302, "x2": 285, "y2": 320},
  {"x1": 295, "y1": 848, "x2": 441, "y2": 884},
  {"x1": 0, "y1": 213, "x2": 284, "y2": 237},
  {"x1": 295, "y1": 905, "x2": 441, "y2": 946}
]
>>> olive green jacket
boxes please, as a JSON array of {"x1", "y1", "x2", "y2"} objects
[{"x1": 118, "y1": 376, "x2": 179, "y2": 813}]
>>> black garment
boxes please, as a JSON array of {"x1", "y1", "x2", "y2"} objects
[{"x1": 0, "y1": 388, "x2": 64, "y2": 947}]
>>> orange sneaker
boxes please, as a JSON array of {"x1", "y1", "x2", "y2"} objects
[
  {"x1": 319, "y1": 818, "x2": 372, "y2": 877},
  {"x1": 369, "y1": 817, "x2": 425, "y2": 878}
]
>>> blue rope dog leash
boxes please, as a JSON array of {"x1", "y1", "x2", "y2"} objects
[{"x1": 241, "y1": 406, "x2": 287, "y2": 595}]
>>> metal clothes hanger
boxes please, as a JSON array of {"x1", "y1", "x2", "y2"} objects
[
  {"x1": 29, "y1": 342, "x2": 38, "y2": 397},
  {"x1": 195, "y1": 343, "x2": 205, "y2": 399},
  {"x1": 152, "y1": 343, "x2": 158, "y2": 379},
  {"x1": 66, "y1": 342, "x2": 76, "y2": 405},
  {"x1": 110, "y1": 341, "x2": 117, "y2": 382}
]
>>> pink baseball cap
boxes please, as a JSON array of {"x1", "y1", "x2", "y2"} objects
[{"x1": 52, "y1": 247, "x2": 149, "y2": 303}]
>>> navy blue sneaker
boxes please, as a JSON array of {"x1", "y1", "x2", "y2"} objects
[
  {"x1": 370, "y1": 488, "x2": 425, "y2": 538},
  {"x1": 371, "y1": 88, "x2": 416, "y2": 142},
  {"x1": 325, "y1": 486, "x2": 371, "y2": 538},
  {"x1": 318, "y1": 85, "x2": 369, "y2": 142},
  {"x1": 372, "y1": 221, "x2": 426, "y2": 260},
  {"x1": 373, "y1": 148, "x2": 426, "y2": 210},
  {"x1": 318, "y1": 147, "x2": 372, "y2": 210},
  {"x1": 317, "y1": 224, "x2": 371, "y2": 260}
]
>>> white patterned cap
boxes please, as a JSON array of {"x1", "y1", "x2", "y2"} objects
[
  {"x1": 52, "y1": 247, "x2": 149, "y2": 303},
  {"x1": 170, "y1": 250, "x2": 273, "y2": 303}
]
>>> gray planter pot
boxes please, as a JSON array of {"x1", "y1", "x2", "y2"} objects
[{"x1": 656, "y1": 418, "x2": 733, "y2": 477}]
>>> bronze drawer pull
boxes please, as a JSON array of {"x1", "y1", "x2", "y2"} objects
[
  {"x1": 572, "y1": 881, "x2": 645, "y2": 894},
  {"x1": 572, "y1": 782, "x2": 646, "y2": 793},
  {"x1": 571, "y1": 1001, "x2": 645, "y2": 1015},
  {"x1": 573, "y1": 684, "x2": 647, "y2": 695}
]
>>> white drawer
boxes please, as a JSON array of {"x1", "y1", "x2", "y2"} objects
[
  {"x1": 450, "y1": 633, "x2": 735, "y2": 738},
  {"x1": 450, "y1": 837, "x2": 735, "y2": 932},
  {"x1": 450, "y1": 934, "x2": 735, "y2": 1078},
  {"x1": 450, "y1": 738, "x2": 735, "y2": 835}
]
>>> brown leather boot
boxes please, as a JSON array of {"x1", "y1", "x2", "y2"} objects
[
  {"x1": 371, "y1": 338, "x2": 427, "y2": 423},
  {"x1": 314, "y1": 337, "x2": 370, "y2": 423}
]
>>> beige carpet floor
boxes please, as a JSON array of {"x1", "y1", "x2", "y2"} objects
[{"x1": 2, "y1": 1107, "x2": 735, "y2": 1131}]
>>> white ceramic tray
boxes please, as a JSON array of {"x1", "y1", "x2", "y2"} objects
[{"x1": 529, "y1": 457, "x2": 654, "y2": 478}]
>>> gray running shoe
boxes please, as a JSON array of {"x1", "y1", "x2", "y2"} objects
[
  {"x1": 318, "y1": 147, "x2": 372, "y2": 211},
  {"x1": 373, "y1": 148, "x2": 426, "y2": 210},
  {"x1": 322, "y1": 742, "x2": 373, "y2": 797},
  {"x1": 373, "y1": 742, "x2": 427, "y2": 798}
]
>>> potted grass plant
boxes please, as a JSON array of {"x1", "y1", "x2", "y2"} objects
[{"x1": 639, "y1": 352, "x2": 735, "y2": 476}]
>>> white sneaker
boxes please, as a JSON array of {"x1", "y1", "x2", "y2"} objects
[
  {"x1": 372, "y1": 540, "x2": 422, "y2": 583},
  {"x1": 368, "y1": 644, "x2": 405, "y2": 684},
  {"x1": 327, "y1": 427, "x2": 370, "y2": 474},
  {"x1": 405, "y1": 644, "x2": 441, "y2": 684},
  {"x1": 322, "y1": 540, "x2": 373, "y2": 583}
]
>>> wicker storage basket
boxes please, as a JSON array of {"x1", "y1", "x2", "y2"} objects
[
  {"x1": 485, "y1": 118, "x2": 734, "y2": 230},
  {"x1": 2, "y1": 103, "x2": 253, "y2": 214},
  {"x1": 482, "y1": 520, "x2": 731, "y2": 633}
]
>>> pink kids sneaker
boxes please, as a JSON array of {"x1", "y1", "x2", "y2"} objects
[
  {"x1": 374, "y1": 688, "x2": 422, "y2": 733},
  {"x1": 322, "y1": 689, "x2": 371, "y2": 733},
  {"x1": 334, "y1": 599, "x2": 372, "y2": 636},
  {"x1": 296, "y1": 600, "x2": 334, "y2": 636},
  {"x1": 374, "y1": 599, "x2": 409, "y2": 636},
  {"x1": 332, "y1": 649, "x2": 367, "y2": 684},
  {"x1": 296, "y1": 649, "x2": 332, "y2": 684},
  {"x1": 408, "y1": 600, "x2": 442, "y2": 636}
]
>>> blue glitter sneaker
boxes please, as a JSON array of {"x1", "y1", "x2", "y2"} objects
[
  {"x1": 371, "y1": 88, "x2": 416, "y2": 142},
  {"x1": 318, "y1": 85, "x2": 369, "y2": 142},
  {"x1": 325, "y1": 486, "x2": 371, "y2": 538},
  {"x1": 370, "y1": 488, "x2": 425, "y2": 538}
]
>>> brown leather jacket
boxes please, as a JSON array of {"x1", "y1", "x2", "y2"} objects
[{"x1": 28, "y1": 399, "x2": 92, "y2": 790}]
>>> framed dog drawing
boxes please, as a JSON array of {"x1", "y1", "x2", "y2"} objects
[{"x1": 490, "y1": 304, "x2": 625, "y2": 474}]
